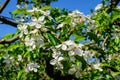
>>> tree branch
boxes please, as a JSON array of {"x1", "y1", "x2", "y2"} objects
[
  {"x1": 0, "y1": 35, "x2": 19, "y2": 44},
  {"x1": 0, "y1": 0, "x2": 10, "y2": 13},
  {"x1": 102, "y1": 36, "x2": 108, "y2": 50},
  {"x1": 0, "y1": 15, "x2": 18, "y2": 27}
]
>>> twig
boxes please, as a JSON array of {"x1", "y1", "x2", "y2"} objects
[
  {"x1": 102, "y1": 36, "x2": 108, "y2": 50},
  {"x1": 0, "y1": 15, "x2": 18, "y2": 27},
  {"x1": 0, "y1": 0, "x2": 10, "y2": 13},
  {"x1": 0, "y1": 35, "x2": 19, "y2": 44}
]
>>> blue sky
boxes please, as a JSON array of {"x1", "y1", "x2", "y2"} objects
[{"x1": 0, "y1": 0, "x2": 102, "y2": 38}]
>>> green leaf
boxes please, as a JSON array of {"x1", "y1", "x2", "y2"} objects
[
  {"x1": 2, "y1": 33, "x2": 13, "y2": 39},
  {"x1": 115, "y1": 38, "x2": 120, "y2": 44},
  {"x1": 111, "y1": 9, "x2": 120, "y2": 20},
  {"x1": 74, "y1": 35, "x2": 85, "y2": 42},
  {"x1": 23, "y1": 50, "x2": 30, "y2": 58},
  {"x1": 87, "y1": 32, "x2": 100, "y2": 44},
  {"x1": 47, "y1": 33, "x2": 57, "y2": 46},
  {"x1": 41, "y1": 6, "x2": 52, "y2": 10},
  {"x1": 75, "y1": 55, "x2": 87, "y2": 70},
  {"x1": 112, "y1": 72, "x2": 120, "y2": 77},
  {"x1": 113, "y1": 46, "x2": 118, "y2": 51},
  {"x1": 17, "y1": 70, "x2": 25, "y2": 80},
  {"x1": 12, "y1": 9, "x2": 29, "y2": 15}
]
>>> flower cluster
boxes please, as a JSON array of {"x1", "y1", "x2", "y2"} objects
[
  {"x1": 50, "y1": 40, "x2": 102, "y2": 78},
  {"x1": 17, "y1": 8, "x2": 103, "y2": 77},
  {"x1": 25, "y1": 62, "x2": 40, "y2": 72},
  {"x1": 68, "y1": 10, "x2": 86, "y2": 27},
  {"x1": 54, "y1": 40, "x2": 94, "y2": 62},
  {"x1": 17, "y1": 9, "x2": 51, "y2": 50},
  {"x1": 68, "y1": 64, "x2": 82, "y2": 78},
  {"x1": 3, "y1": 54, "x2": 14, "y2": 64},
  {"x1": 50, "y1": 50, "x2": 64, "y2": 69}
]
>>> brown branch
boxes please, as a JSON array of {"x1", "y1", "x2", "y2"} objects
[
  {"x1": 0, "y1": 15, "x2": 18, "y2": 27},
  {"x1": 0, "y1": 0, "x2": 10, "y2": 13},
  {"x1": 0, "y1": 35, "x2": 19, "y2": 44},
  {"x1": 102, "y1": 36, "x2": 108, "y2": 50}
]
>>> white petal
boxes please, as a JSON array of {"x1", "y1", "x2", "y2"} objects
[
  {"x1": 33, "y1": 68, "x2": 38, "y2": 72},
  {"x1": 75, "y1": 71, "x2": 80, "y2": 78},
  {"x1": 28, "y1": 67, "x2": 33, "y2": 71},
  {"x1": 31, "y1": 17, "x2": 37, "y2": 21},
  {"x1": 3, "y1": 54, "x2": 10, "y2": 59},
  {"x1": 57, "y1": 23, "x2": 64, "y2": 29},
  {"x1": 38, "y1": 16, "x2": 45, "y2": 22},
  {"x1": 61, "y1": 45, "x2": 67, "y2": 50},
  {"x1": 58, "y1": 57, "x2": 64, "y2": 61},
  {"x1": 52, "y1": 51, "x2": 61, "y2": 58},
  {"x1": 27, "y1": 9, "x2": 34, "y2": 12},
  {"x1": 55, "y1": 44, "x2": 61, "y2": 48},
  {"x1": 44, "y1": 10, "x2": 50, "y2": 16},
  {"x1": 50, "y1": 59, "x2": 55, "y2": 65},
  {"x1": 35, "y1": 24, "x2": 42, "y2": 28},
  {"x1": 75, "y1": 48, "x2": 83, "y2": 56},
  {"x1": 78, "y1": 44, "x2": 84, "y2": 48},
  {"x1": 24, "y1": 29, "x2": 28, "y2": 34},
  {"x1": 68, "y1": 51, "x2": 75, "y2": 56},
  {"x1": 68, "y1": 68, "x2": 76, "y2": 74},
  {"x1": 57, "y1": 63, "x2": 63, "y2": 69},
  {"x1": 30, "y1": 29, "x2": 38, "y2": 34},
  {"x1": 64, "y1": 40, "x2": 74, "y2": 45},
  {"x1": 29, "y1": 22, "x2": 36, "y2": 26}
]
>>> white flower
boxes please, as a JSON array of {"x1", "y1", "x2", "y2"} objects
[
  {"x1": 26, "y1": 62, "x2": 40, "y2": 72},
  {"x1": 55, "y1": 40, "x2": 75, "y2": 51},
  {"x1": 83, "y1": 51, "x2": 94, "y2": 62},
  {"x1": 75, "y1": 71, "x2": 81, "y2": 78},
  {"x1": 93, "y1": 63, "x2": 102, "y2": 71},
  {"x1": 24, "y1": 36, "x2": 36, "y2": 50},
  {"x1": 50, "y1": 57, "x2": 64, "y2": 65},
  {"x1": 95, "y1": 4, "x2": 102, "y2": 11},
  {"x1": 27, "y1": 7, "x2": 40, "y2": 12},
  {"x1": 78, "y1": 44, "x2": 84, "y2": 48},
  {"x1": 18, "y1": 55, "x2": 23, "y2": 62},
  {"x1": 68, "y1": 51, "x2": 75, "y2": 56},
  {"x1": 50, "y1": 57, "x2": 64, "y2": 69},
  {"x1": 74, "y1": 48, "x2": 83, "y2": 56},
  {"x1": 25, "y1": 36, "x2": 35, "y2": 46},
  {"x1": 31, "y1": 16, "x2": 45, "y2": 28},
  {"x1": 107, "y1": 55, "x2": 112, "y2": 60},
  {"x1": 3, "y1": 54, "x2": 14, "y2": 64},
  {"x1": 73, "y1": 10, "x2": 83, "y2": 16},
  {"x1": 68, "y1": 67, "x2": 76, "y2": 74},
  {"x1": 117, "y1": 6, "x2": 120, "y2": 9},
  {"x1": 55, "y1": 44, "x2": 67, "y2": 51},
  {"x1": 35, "y1": 35, "x2": 44, "y2": 47},
  {"x1": 16, "y1": 4, "x2": 20, "y2": 8},
  {"x1": 57, "y1": 23, "x2": 64, "y2": 29},
  {"x1": 52, "y1": 51, "x2": 61, "y2": 59},
  {"x1": 69, "y1": 10, "x2": 83, "y2": 17},
  {"x1": 72, "y1": 22, "x2": 76, "y2": 27},
  {"x1": 30, "y1": 29, "x2": 38, "y2": 34},
  {"x1": 64, "y1": 40, "x2": 75, "y2": 46},
  {"x1": 43, "y1": 10, "x2": 50, "y2": 16},
  {"x1": 18, "y1": 24, "x2": 28, "y2": 36},
  {"x1": 68, "y1": 64, "x2": 81, "y2": 78}
]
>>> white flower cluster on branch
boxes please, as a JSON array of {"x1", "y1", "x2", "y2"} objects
[{"x1": 17, "y1": 8, "x2": 103, "y2": 75}]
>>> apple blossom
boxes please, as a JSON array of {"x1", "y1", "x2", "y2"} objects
[{"x1": 25, "y1": 62, "x2": 40, "y2": 72}]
